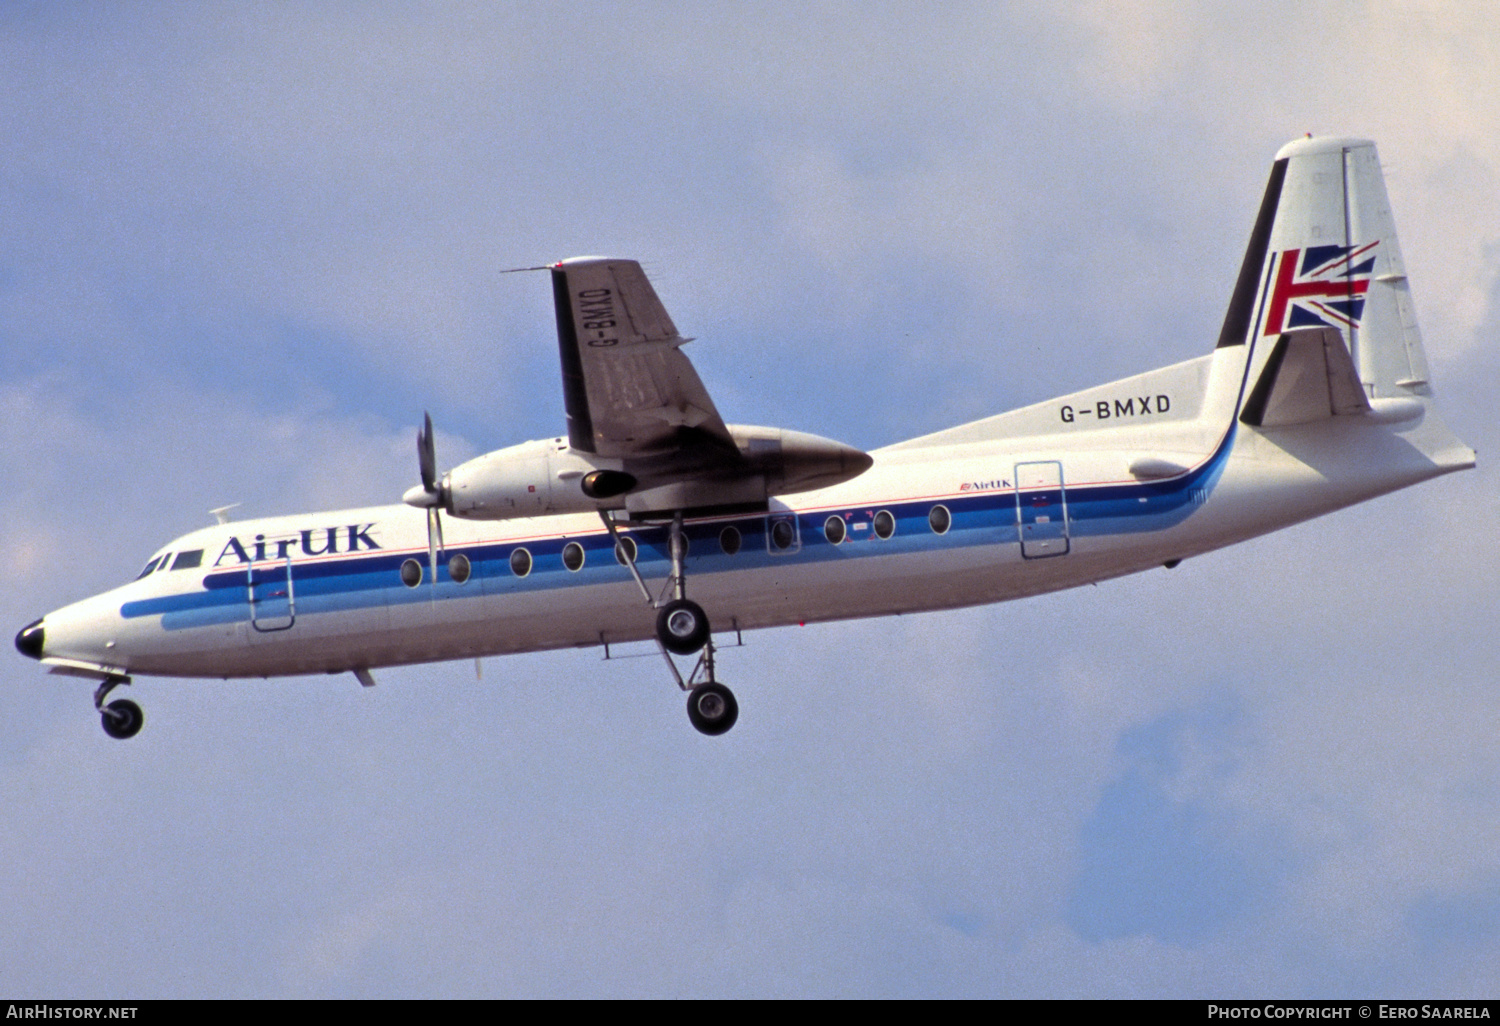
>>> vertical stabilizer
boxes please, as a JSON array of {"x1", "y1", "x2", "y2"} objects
[
  {"x1": 885, "y1": 137, "x2": 1471, "y2": 472},
  {"x1": 1218, "y1": 136, "x2": 1472, "y2": 471},
  {"x1": 1227, "y1": 137, "x2": 1436, "y2": 404}
]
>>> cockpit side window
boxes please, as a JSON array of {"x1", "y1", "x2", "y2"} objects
[
  {"x1": 171, "y1": 549, "x2": 204, "y2": 570},
  {"x1": 153, "y1": 553, "x2": 172, "y2": 573},
  {"x1": 136, "y1": 556, "x2": 164, "y2": 579}
]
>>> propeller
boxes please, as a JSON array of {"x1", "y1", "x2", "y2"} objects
[{"x1": 403, "y1": 412, "x2": 447, "y2": 589}]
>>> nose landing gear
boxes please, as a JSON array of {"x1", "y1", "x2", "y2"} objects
[
  {"x1": 601, "y1": 510, "x2": 739, "y2": 736},
  {"x1": 94, "y1": 675, "x2": 143, "y2": 740}
]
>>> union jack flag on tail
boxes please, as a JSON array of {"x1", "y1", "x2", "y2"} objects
[{"x1": 1263, "y1": 242, "x2": 1379, "y2": 335}]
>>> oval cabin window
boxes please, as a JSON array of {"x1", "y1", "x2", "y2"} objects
[
  {"x1": 448, "y1": 553, "x2": 471, "y2": 584},
  {"x1": 928, "y1": 504, "x2": 952, "y2": 535},
  {"x1": 824, "y1": 515, "x2": 846, "y2": 544}
]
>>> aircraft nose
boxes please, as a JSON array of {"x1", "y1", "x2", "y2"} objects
[{"x1": 15, "y1": 619, "x2": 44, "y2": 660}]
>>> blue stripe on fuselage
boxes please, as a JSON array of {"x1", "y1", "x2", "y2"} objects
[{"x1": 121, "y1": 424, "x2": 1238, "y2": 630}]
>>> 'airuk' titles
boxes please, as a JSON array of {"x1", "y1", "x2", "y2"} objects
[{"x1": 214, "y1": 524, "x2": 381, "y2": 566}]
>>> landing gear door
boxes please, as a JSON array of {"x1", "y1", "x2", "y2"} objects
[
  {"x1": 1015, "y1": 461, "x2": 1070, "y2": 559},
  {"x1": 247, "y1": 557, "x2": 296, "y2": 632}
]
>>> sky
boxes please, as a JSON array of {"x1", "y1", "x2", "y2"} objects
[{"x1": 3, "y1": 1, "x2": 1500, "y2": 999}]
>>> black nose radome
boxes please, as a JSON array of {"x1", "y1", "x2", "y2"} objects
[{"x1": 15, "y1": 619, "x2": 43, "y2": 660}]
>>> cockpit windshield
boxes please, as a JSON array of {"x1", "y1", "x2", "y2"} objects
[
  {"x1": 135, "y1": 549, "x2": 204, "y2": 580},
  {"x1": 171, "y1": 550, "x2": 204, "y2": 570}
]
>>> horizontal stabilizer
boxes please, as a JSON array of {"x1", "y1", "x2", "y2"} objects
[{"x1": 1240, "y1": 327, "x2": 1370, "y2": 428}]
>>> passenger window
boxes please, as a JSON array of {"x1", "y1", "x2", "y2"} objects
[
  {"x1": 719, "y1": 526, "x2": 742, "y2": 556},
  {"x1": 400, "y1": 559, "x2": 422, "y2": 588},
  {"x1": 510, "y1": 547, "x2": 533, "y2": 577},
  {"x1": 873, "y1": 510, "x2": 895, "y2": 540},
  {"x1": 172, "y1": 549, "x2": 204, "y2": 570},
  {"x1": 769, "y1": 516, "x2": 798, "y2": 552},
  {"x1": 562, "y1": 542, "x2": 585, "y2": 572},
  {"x1": 824, "y1": 515, "x2": 846, "y2": 545},
  {"x1": 929, "y1": 505, "x2": 952, "y2": 535},
  {"x1": 448, "y1": 553, "x2": 471, "y2": 584},
  {"x1": 614, "y1": 537, "x2": 637, "y2": 566}
]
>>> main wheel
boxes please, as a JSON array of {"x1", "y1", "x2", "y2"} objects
[
  {"x1": 656, "y1": 598, "x2": 710, "y2": 655},
  {"x1": 686, "y1": 682, "x2": 738, "y2": 736},
  {"x1": 101, "y1": 699, "x2": 144, "y2": 740}
]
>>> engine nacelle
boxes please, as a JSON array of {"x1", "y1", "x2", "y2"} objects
[
  {"x1": 432, "y1": 427, "x2": 873, "y2": 521},
  {"x1": 445, "y1": 438, "x2": 625, "y2": 519},
  {"x1": 725, "y1": 425, "x2": 873, "y2": 495}
]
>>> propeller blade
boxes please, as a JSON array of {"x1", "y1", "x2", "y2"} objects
[
  {"x1": 418, "y1": 412, "x2": 437, "y2": 494},
  {"x1": 414, "y1": 411, "x2": 446, "y2": 592}
]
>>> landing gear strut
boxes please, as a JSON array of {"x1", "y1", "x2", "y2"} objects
[
  {"x1": 94, "y1": 675, "x2": 143, "y2": 740},
  {"x1": 654, "y1": 512, "x2": 708, "y2": 654},
  {"x1": 601, "y1": 510, "x2": 738, "y2": 736}
]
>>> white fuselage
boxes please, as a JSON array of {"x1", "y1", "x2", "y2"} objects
[{"x1": 32, "y1": 361, "x2": 1471, "y2": 684}]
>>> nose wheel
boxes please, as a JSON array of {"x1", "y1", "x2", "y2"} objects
[
  {"x1": 94, "y1": 675, "x2": 143, "y2": 740},
  {"x1": 101, "y1": 699, "x2": 144, "y2": 740}
]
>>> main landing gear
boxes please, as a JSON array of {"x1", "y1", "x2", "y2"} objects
[
  {"x1": 94, "y1": 675, "x2": 143, "y2": 740},
  {"x1": 686, "y1": 680, "x2": 737, "y2": 736},
  {"x1": 601, "y1": 510, "x2": 738, "y2": 736},
  {"x1": 657, "y1": 598, "x2": 710, "y2": 655}
]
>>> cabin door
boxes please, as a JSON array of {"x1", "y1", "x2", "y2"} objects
[
  {"x1": 247, "y1": 556, "x2": 297, "y2": 632},
  {"x1": 1015, "y1": 461, "x2": 1070, "y2": 559}
]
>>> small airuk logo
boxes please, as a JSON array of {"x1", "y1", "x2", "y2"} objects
[{"x1": 1263, "y1": 242, "x2": 1379, "y2": 335}]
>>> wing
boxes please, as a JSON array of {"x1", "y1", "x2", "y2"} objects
[{"x1": 551, "y1": 257, "x2": 739, "y2": 460}]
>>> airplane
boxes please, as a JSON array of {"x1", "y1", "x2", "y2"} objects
[{"x1": 14, "y1": 135, "x2": 1476, "y2": 740}]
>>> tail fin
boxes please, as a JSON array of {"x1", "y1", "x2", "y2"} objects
[
  {"x1": 885, "y1": 137, "x2": 1472, "y2": 473},
  {"x1": 1214, "y1": 136, "x2": 1472, "y2": 470},
  {"x1": 1223, "y1": 137, "x2": 1435, "y2": 412}
]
